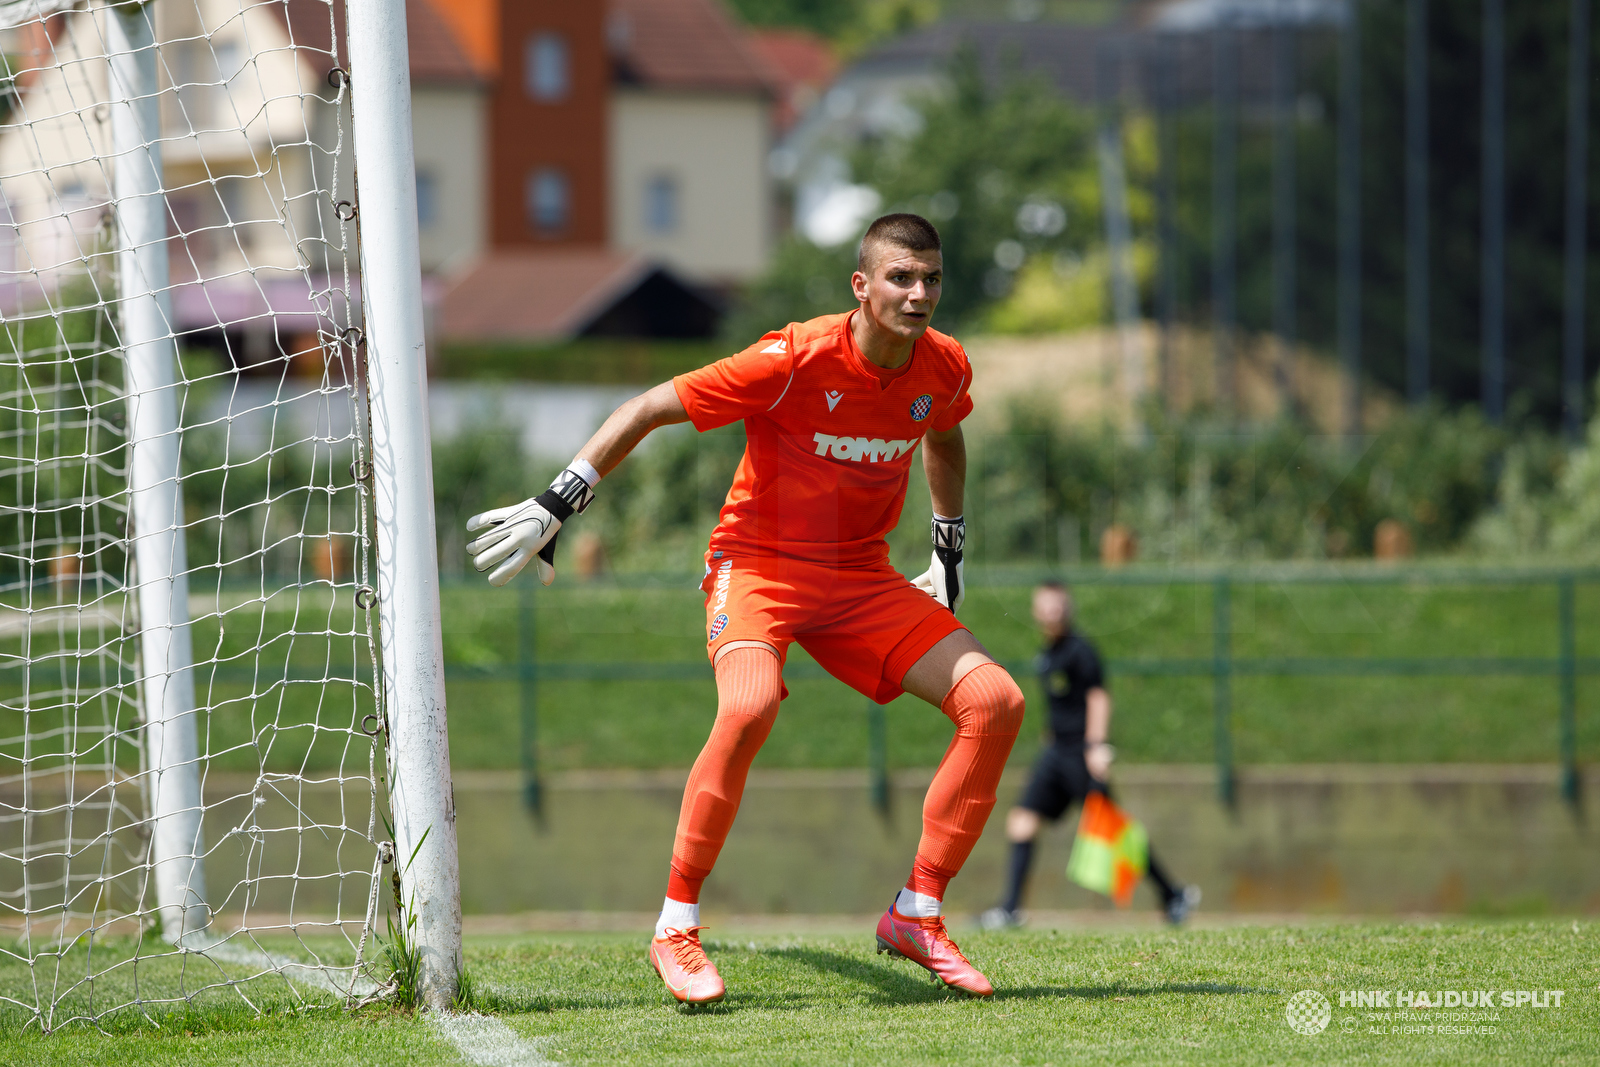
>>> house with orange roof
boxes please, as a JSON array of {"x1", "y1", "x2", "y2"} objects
[
  {"x1": 425, "y1": 0, "x2": 793, "y2": 343},
  {"x1": 0, "y1": 0, "x2": 822, "y2": 350}
]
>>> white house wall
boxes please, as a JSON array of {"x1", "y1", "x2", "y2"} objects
[
  {"x1": 412, "y1": 85, "x2": 484, "y2": 275},
  {"x1": 0, "y1": 10, "x2": 115, "y2": 300},
  {"x1": 0, "y1": 2, "x2": 340, "y2": 315},
  {"x1": 608, "y1": 89, "x2": 769, "y2": 283}
]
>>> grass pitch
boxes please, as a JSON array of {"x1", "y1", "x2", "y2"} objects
[{"x1": 2, "y1": 919, "x2": 1594, "y2": 1065}]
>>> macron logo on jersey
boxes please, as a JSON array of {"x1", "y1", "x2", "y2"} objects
[
  {"x1": 812, "y1": 432, "x2": 916, "y2": 463},
  {"x1": 825, "y1": 390, "x2": 843, "y2": 411},
  {"x1": 762, "y1": 338, "x2": 787, "y2": 354}
]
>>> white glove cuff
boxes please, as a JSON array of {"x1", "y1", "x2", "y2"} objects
[{"x1": 568, "y1": 458, "x2": 601, "y2": 488}]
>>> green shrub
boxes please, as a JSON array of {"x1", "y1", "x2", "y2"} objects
[{"x1": 968, "y1": 402, "x2": 1520, "y2": 563}]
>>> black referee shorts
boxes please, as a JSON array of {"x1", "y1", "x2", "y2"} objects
[{"x1": 1017, "y1": 744, "x2": 1109, "y2": 821}]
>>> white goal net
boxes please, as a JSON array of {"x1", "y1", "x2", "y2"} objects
[{"x1": 0, "y1": 0, "x2": 407, "y2": 1029}]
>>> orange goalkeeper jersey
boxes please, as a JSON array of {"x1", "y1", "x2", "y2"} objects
[{"x1": 672, "y1": 311, "x2": 974, "y2": 567}]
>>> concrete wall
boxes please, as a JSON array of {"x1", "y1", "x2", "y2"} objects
[
  {"x1": 413, "y1": 85, "x2": 486, "y2": 274},
  {"x1": 608, "y1": 90, "x2": 770, "y2": 282},
  {"x1": 16, "y1": 764, "x2": 1591, "y2": 923},
  {"x1": 452, "y1": 765, "x2": 1600, "y2": 919}
]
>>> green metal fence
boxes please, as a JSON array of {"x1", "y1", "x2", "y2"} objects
[{"x1": 442, "y1": 565, "x2": 1597, "y2": 817}]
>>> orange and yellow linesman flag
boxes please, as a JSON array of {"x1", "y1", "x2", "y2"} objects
[{"x1": 1065, "y1": 792, "x2": 1149, "y2": 907}]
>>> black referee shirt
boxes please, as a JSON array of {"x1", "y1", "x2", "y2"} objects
[{"x1": 1033, "y1": 632, "x2": 1106, "y2": 746}]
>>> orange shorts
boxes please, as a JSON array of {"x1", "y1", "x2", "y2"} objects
[{"x1": 700, "y1": 551, "x2": 966, "y2": 704}]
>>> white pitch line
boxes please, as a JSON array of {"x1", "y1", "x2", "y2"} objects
[
  {"x1": 432, "y1": 1013, "x2": 558, "y2": 1067},
  {"x1": 183, "y1": 932, "x2": 381, "y2": 999}
]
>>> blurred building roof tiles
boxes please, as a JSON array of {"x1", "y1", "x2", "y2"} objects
[
  {"x1": 407, "y1": 0, "x2": 483, "y2": 85},
  {"x1": 748, "y1": 29, "x2": 836, "y2": 133},
  {"x1": 272, "y1": 0, "x2": 483, "y2": 86},
  {"x1": 607, "y1": 0, "x2": 770, "y2": 95},
  {"x1": 439, "y1": 249, "x2": 722, "y2": 341}
]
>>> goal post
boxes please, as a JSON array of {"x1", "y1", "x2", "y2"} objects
[
  {"x1": 0, "y1": 0, "x2": 459, "y2": 1025},
  {"x1": 108, "y1": 0, "x2": 207, "y2": 945},
  {"x1": 346, "y1": 0, "x2": 461, "y2": 1013}
]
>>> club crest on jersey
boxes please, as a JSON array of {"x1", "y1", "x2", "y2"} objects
[
  {"x1": 709, "y1": 613, "x2": 730, "y2": 641},
  {"x1": 909, "y1": 394, "x2": 934, "y2": 422}
]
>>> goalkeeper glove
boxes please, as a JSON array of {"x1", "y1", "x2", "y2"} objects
[
  {"x1": 911, "y1": 514, "x2": 965, "y2": 614},
  {"x1": 466, "y1": 462, "x2": 597, "y2": 587}
]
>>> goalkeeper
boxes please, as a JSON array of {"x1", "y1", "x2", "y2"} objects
[
  {"x1": 467, "y1": 214, "x2": 1023, "y2": 1004},
  {"x1": 979, "y1": 582, "x2": 1198, "y2": 929}
]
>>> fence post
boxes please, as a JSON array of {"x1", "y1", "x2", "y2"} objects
[
  {"x1": 1338, "y1": 0, "x2": 1363, "y2": 440},
  {"x1": 1213, "y1": 22, "x2": 1238, "y2": 417},
  {"x1": 868, "y1": 700, "x2": 890, "y2": 820},
  {"x1": 1563, "y1": 0, "x2": 1593, "y2": 440},
  {"x1": 347, "y1": 0, "x2": 461, "y2": 1012},
  {"x1": 1213, "y1": 573, "x2": 1235, "y2": 805},
  {"x1": 1559, "y1": 574, "x2": 1578, "y2": 802},
  {"x1": 1482, "y1": 0, "x2": 1507, "y2": 422},
  {"x1": 520, "y1": 580, "x2": 543, "y2": 821},
  {"x1": 110, "y1": 1, "x2": 209, "y2": 943}
]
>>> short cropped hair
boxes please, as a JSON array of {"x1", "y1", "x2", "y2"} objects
[{"x1": 857, "y1": 213, "x2": 942, "y2": 273}]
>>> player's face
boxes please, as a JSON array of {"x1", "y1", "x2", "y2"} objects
[{"x1": 852, "y1": 248, "x2": 943, "y2": 341}]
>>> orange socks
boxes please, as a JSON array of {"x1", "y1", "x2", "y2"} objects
[
  {"x1": 666, "y1": 647, "x2": 783, "y2": 904},
  {"x1": 905, "y1": 662, "x2": 1025, "y2": 900},
  {"x1": 665, "y1": 652, "x2": 1022, "y2": 909}
]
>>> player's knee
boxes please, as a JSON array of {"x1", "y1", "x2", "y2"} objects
[
  {"x1": 982, "y1": 668, "x2": 1025, "y2": 738},
  {"x1": 1006, "y1": 806, "x2": 1041, "y2": 842},
  {"x1": 950, "y1": 664, "x2": 1025, "y2": 738},
  {"x1": 714, "y1": 647, "x2": 783, "y2": 724}
]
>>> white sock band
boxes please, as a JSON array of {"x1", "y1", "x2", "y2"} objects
[
  {"x1": 895, "y1": 888, "x2": 942, "y2": 918},
  {"x1": 656, "y1": 896, "x2": 699, "y2": 938}
]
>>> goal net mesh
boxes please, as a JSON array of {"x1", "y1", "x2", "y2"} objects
[{"x1": 0, "y1": 0, "x2": 390, "y2": 1028}]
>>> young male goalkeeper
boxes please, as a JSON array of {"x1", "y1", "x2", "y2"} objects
[{"x1": 466, "y1": 214, "x2": 1024, "y2": 1003}]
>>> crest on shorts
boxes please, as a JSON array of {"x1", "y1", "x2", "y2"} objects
[
  {"x1": 709, "y1": 613, "x2": 730, "y2": 642},
  {"x1": 909, "y1": 394, "x2": 934, "y2": 422}
]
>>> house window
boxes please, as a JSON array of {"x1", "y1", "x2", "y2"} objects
[
  {"x1": 644, "y1": 174, "x2": 678, "y2": 234},
  {"x1": 416, "y1": 169, "x2": 437, "y2": 229},
  {"x1": 214, "y1": 41, "x2": 245, "y2": 82},
  {"x1": 526, "y1": 168, "x2": 569, "y2": 233},
  {"x1": 216, "y1": 175, "x2": 251, "y2": 249},
  {"x1": 217, "y1": 175, "x2": 247, "y2": 220},
  {"x1": 525, "y1": 33, "x2": 569, "y2": 101}
]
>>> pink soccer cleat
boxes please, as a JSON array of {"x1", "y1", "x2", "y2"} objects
[
  {"x1": 875, "y1": 904, "x2": 995, "y2": 997},
  {"x1": 649, "y1": 926, "x2": 726, "y2": 1005}
]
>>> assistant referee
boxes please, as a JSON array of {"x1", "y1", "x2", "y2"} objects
[{"x1": 981, "y1": 581, "x2": 1199, "y2": 927}]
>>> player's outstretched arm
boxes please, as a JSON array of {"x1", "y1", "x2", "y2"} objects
[
  {"x1": 911, "y1": 425, "x2": 968, "y2": 613},
  {"x1": 466, "y1": 382, "x2": 690, "y2": 587}
]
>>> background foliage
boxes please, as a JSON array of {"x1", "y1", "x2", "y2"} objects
[
  {"x1": 413, "y1": 397, "x2": 1600, "y2": 574},
  {"x1": 735, "y1": 2, "x2": 1600, "y2": 430}
]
